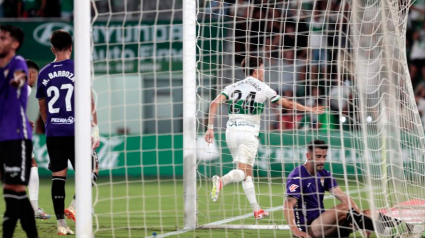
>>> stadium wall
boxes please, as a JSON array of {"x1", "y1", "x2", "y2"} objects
[{"x1": 32, "y1": 131, "x2": 415, "y2": 178}]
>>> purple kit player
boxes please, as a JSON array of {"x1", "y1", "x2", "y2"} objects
[
  {"x1": 284, "y1": 140, "x2": 407, "y2": 238},
  {"x1": 36, "y1": 30, "x2": 100, "y2": 235},
  {"x1": 0, "y1": 25, "x2": 38, "y2": 238}
]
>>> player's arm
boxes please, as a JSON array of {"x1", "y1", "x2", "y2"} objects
[
  {"x1": 274, "y1": 97, "x2": 326, "y2": 115},
  {"x1": 91, "y1": 94, "x2": 100, "y2": 150},
  {"x1": 91, "y1": 95, "x2": 98, "y2": 126},
  {"x1": 9, "y1": 69, "x2": 27, "y2": 88},
  {"x1": 204, "y1": 94, "x2": 227, "y2": 144},
  {"x1": 329, "y1": 186, "x2": 361, "y2": 213},
  {"x1": 283, "y1": 196, "x2": 312, "y2": 238},
  {"x1": 38, "y1": 99, "x2": 47, "y2": 123}
]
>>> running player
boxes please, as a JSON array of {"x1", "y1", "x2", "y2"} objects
[
  {"x1": 0, "y1": 24, "x2": 38, "y2": 238},
  {"x1": 26, "y1": 59, "x2": 51, "y2": 220},
  {"x1": 205, "y1": 56, "x2": 325, "y2": 219}
]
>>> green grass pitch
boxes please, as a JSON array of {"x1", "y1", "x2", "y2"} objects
[{"x1": 0, "y1": 178, "x2": 395, "y2": 237}]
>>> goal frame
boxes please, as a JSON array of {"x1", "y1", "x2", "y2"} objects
[
  {"x1": 183, "y1": 0, "x2": 198, "y2": 230},
  {"x1": 75, "y1": 0, "x2": 93, "y2": 236},
  {"x1": 183, "y1": 0, "x2": 422, "y2": 234}
]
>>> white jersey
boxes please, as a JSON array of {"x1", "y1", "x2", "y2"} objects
[{"x1": 221, "y1": 76, "x2": 280, "y2": 134}]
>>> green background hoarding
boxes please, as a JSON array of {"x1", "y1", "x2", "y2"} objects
[
  {"x1": 8, "y1": 20, "x2": 222, "y2": 74},
  {"x1": 33, "y1": 131, "x2": 369, "y2": 178}
]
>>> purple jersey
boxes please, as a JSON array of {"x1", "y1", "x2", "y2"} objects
[
  {"x1": 36, "y1": 59, "x2": 75, "y2": 137},
  {"x1": 286, "y1": 165, "x2": 338, "y2": 230},
  {"x1": 0, "y1": 55, "x2": 32, "y2": 142}
]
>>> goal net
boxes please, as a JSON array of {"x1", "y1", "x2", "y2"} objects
[
  {"x1": 196, "y1": 0, "x2": 425, "y2": 237},
  {"x1": 88, "y1": 0, "x2": 425, "y2": 237}
]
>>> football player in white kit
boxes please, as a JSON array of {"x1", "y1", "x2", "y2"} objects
[{"x1": 205, "y1": 56, "x2": 326, "y2": 219}]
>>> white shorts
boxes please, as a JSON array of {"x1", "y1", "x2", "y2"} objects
[{"x1": 226, "y1": 130, "x2": 259, "y2": 167}]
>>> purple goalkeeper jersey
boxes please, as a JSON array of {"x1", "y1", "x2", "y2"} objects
[
  {"x1": 36, "y1": 59, "x2": 75, "y2": 137},
  {"x1": 286, "y1": 165, "x2": 338, "y2": 230},
  {"x1": 0, "y1": 55, "x2": 32, "y2": 142}
]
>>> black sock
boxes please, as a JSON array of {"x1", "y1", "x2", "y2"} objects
[
  {"x1": 52, "y1": 176, "x2": 66, "y2": 220},
  {"x1": 17, "y1": 191, "x2": 38, "y2": 238},
  {"x1": 92, "y1": 172, "x2": 98, "y2": 186},
  {"x1": 2, "y1": 189, "x2": 19, "y2": 238},
  {"x1": 71, "y1": 173, "x2": 97, "y2": 206},
  {"x1": 346, "y1": 208, "x2": 375, "y2": 231}
]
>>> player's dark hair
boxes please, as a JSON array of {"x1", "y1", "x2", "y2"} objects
[
  {"x1": 0, "y1": 25, "x2": 24, "y2": 51},
  {"x1": 241, "y1": 56, "x2": 263, "y2": 76},
  {"x1": 26, "y1": 59, "x2": 39, "y2": 71},
  {"x1": 50, "y1": 30, "x2": 73, "y2": 51},
  {"x1": 307, "y1": 140, "x2": 328, "y2": 152}
]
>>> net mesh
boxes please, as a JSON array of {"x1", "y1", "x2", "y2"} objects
[
  {"x1": 196, "y1": 0, "x2": 425, "y2": 237},
  {"x1": 88, "y1": 0, "x2": 425, "y2": 237},
  {"x1": 90, "y1": 1, "x2": 185, "y2": 237}
]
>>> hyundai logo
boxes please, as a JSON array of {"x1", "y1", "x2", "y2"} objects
[{"x1": 33, "y1": 22, "x2": 74, "y2": 46}]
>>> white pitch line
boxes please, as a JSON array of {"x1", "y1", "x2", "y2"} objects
[
  {"x1": 148, "y1": 188, "x2": 367, "y2": 238},
  {"x1": 146, "y1": 228, "x2": 194, "y2": 238}
]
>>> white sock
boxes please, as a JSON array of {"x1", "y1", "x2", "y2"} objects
[
  {"x1": 242, "y1": 176, "x2": 260, "y2": 212},
  {"x1": 69, "y1": 198, "x2": 76, "y2": 210},
  {"x1": 28, "y1": 167, "x2": 39, "y2": 211},
  {"x1": 57, "y1": 219, "x2": 67, "y2": 227},
  {"x1": 221, "y1": 169, "x2": 245, "y2": 186}
]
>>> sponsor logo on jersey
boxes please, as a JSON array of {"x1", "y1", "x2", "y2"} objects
[
  {"x1": 307, "y1": 183, "x2": 311, "y2": 187},
  {"x1": 33, "y1": 23, "x2": 73, "y2": 46},
  {"x1": 227, "y1": 120, "x2": 258, "y2": 128},
  {"x1": 4, "y1": 166, "x2": 21, "y2": 173},
  {"x1": 289, "y1": 184, "x2": 299, "y2": 192},
  {"x1": 51, "y1": 116, "x2": 75, "y2": 124}
]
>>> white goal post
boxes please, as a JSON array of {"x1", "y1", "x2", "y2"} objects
[
  {"x1": 183, "y1": 0, "x2": 198, "y2": 230},
  {"x1": 84, "y1": 0, "x2": 425, "y2": 237},
  {"x1": 74, "y1": 0, "x2": 93, "y2": 236}
]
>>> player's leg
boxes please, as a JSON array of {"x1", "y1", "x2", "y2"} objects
[
  {"x1": 28, "y1": 155, "x2": 39, "y2": 211},
  {"x1": 213, "y1": 131, "x2": 267, "y2": 219},
  {"x1": 362, "y1": 209, "x2": 415, "y2": 235},
  {"x1": 236, "y1": 132, "x2": 267, "y2": 219},
  {"x1": 210, "y1": 131, "x2": 246, "y2": 202},
  {"x1": 339, "y1": 208, "x2": 402, "y2": 237},
  {"x1": 238, "y1": 162, "x2": 268, "y2": 219},
  {"x1": 47, "y1": 137, "x2": 74, "y2": 235},
  {"x1": 308, "y1": 203, "x2": 376, "y2": 238},
  {"x1": 28, "y1": 154, "x2": 51, "y2": 220},
  {"x1": 0, "y1": 146, "x2": 19, "y2": 237},
  {"x1": 92, "y1": 150, "x2": 99, "y2": 184},
  {"x1": 1, "y1": 140, "x2": 38, "y2": 238},
  {"x1": 64, "y1": 137, "x2": 77, "y2": 222},
  {"x1": 307, "y1": 203, "x2": 351, "y2": 238},
  {"x1": 221, "y1": 131, "x2": 248, "y2": 186},
  {"x1": 66, "y1": 150, "x2": 99, "y2": 220}
]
